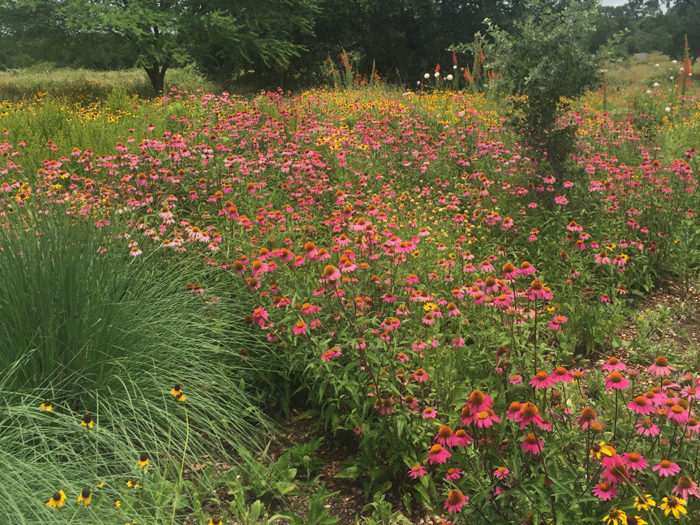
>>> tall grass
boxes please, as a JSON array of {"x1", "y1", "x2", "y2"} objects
[
  {"x1": 0, "y1": 66, "x2": 220, "y2": 101},
  {"x1": 0, "y1": 209, "x2": 277, "y2": 523}
]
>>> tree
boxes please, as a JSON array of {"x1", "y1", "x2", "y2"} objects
[
  {"x1": 476, "y1": 0, "x2": 603, "y2": 170},
  {"x1": 57, "y1": 0, "x2": 319, "y2": 93}
]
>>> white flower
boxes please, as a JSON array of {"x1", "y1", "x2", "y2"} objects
[
  {"x1": 665, "y1": 106, "x2": 671, "y2": 112},
  {"x1": 680, "y1": 67, "x2": 685, "y2": 73},
  {"x1": 453, "y1": 65, "x2": 457, "y2": 70},
  {"x1": 434, "y1": 72, "x2": 440, "y2": 78},
  {"x1": 655, "y1": 63, "x2": 660, "y2": 67},
  {"x1": 424, "y1": 73, "x2": 430, "y2": 79},
  {"x1": 417, "y1": 80, "x2": 421, "y2": 85},
  {"x1": 670, "y1": 76, "x2": 674, "y2": 80},
  {"x1": 672, "y1": 59, "x2": 678, "y2": 64},
  {"x1": 653, "y1": 82, "x2": 659, "y2": 88},
  {"x1": 646, "y1": 89, "x2": 652, "y2": 94},
  {"x1": 446, "y1": 74, "x2": 453, "y2": 81}
]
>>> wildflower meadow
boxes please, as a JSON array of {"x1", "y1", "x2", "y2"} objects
[{"x1": 0, "y1": 43, "x2": 698, "y2": 525}]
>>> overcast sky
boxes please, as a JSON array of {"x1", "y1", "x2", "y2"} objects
[{"x1": 600, "y1": 0, "x2": 628, "y2": 6}]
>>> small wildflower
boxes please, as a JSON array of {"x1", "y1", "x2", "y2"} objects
[
  {"x1": 602, "y1": 508, "x2": 626, "y2": 525},
  {"x1": 672, "y1": 476, "x2": 700, "y2": 500},
  {"x1": 138, "y1": 452, "x2": 149, "y2": 468},
  {"x1": 426, "y1": 443, "x2": 451, "y2": 464},
  {"x1": 652, "y1": 459, "x2": 681, "y2": 477},
  {"x1": 46, "y1": 490, "x2": 66, "y2": 508},
  {"x1": 626, "y1": 516, "x2": 647, "y2": 525},
  {"x1": 408, "y1": 464, "x2": 427, "y2": 479},
  {"x1": 77, "y1": 487, "x2": 92, "y2": 505},
  {"x1": 659, "y1": 496, "x2": 687, "y2": 519},
  {"x1": 208, "y1": 514, "x2": 223, "y2": 525},
  {"x1": 81, "y1": 412, "x2": 93, "y2": 429},
  {"x1": 40, "y1": 397, "x2": 52, "y2": 411},
  {"x1": 633, "y1": 494, "x2": 655, "y2": 511},
  {"x1": 127, "y1": 479, "x2": 139, "y2": 489},
  {"x1": 443, "y1": 489, "x2": 468, "y2": 513}
]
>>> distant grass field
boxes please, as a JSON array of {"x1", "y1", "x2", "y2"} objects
[{"x1": 0, "y1": 65, "x2": 219, "y2": 101}]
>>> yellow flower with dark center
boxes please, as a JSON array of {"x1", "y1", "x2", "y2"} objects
[
  {"x1": 46, "y1": 490, "x2": 66, "y2": 508},
  {"x1": 602, "y1": 508, "x2": 626, "y2": 525},
  {"x1": 138, "y1": 452, "x2": 149, "y2": 467},
  {"x1": 127, "y1": 479, "x2": 139, "y2": 489},
  {"x1": 208, "y1": 514, "x2": 223, "y2": 525},
  {"x1": 626, "y1": 516, "x2": 647, "y2": 525},
  {"x1": 633, "y1": 494, "x2": 655, "y2": 511},
  {"x1": 40, "y1": 398, "x2": 52, "y2": 411},
  {"x1": 114, "y1": 500, "x2": 121, "y2": 508},
  {"x1": 660, "y1": 496, "x2": 687, "y2": 519},
  {"x1": 77, "y1": 487, "x2": 91, "y2": 505},
  {"x1": 81, "y1": 412, "x2": 93, "y2": 429},
  {"x1": 170, "y1": 383, "x2": 186, "y2": 401}
]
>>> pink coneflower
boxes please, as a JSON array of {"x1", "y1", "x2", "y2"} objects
[
  {"x1": 445, "y1": 467, "x2": 463, "y2": 480},
  {"x1": 292, "y1": 321, "x2": 307, "y2": 335},
  {"x1": 320, "y1": 264, "x2": 341, "y2": 283},
  {"x1": 603, "y1": 464, "x2": 633, "y2": 484},
  {"x1": 652, "y1": 459, "x2": 681, "y2": 478},
  {"x1": 408, "y1": 464, "x2": 427, "y2": 479},
  {"x1": 605, "y1": 372, "x2": 629, "y2": 390},
  {"x1": 635, "y1": 418, "x2": 660, "y2": 437},
  {"x1": 603, "y1": 357, "x2": 626, "y2": 373},
  {"x1": 506, "y1": 401, "x2": 522, "y2": 422},
  {"x1": 648, "y1": 355, "x2": 675, "y2": 377},
  {"x1": 321, "y1": 347, "x2": 342, "y2": 361},
  {"x1": 467, "y1": 390, "x2": 493, "y2": 414},
  {"x1": 397, "y1": 352, "x2": 409, "y2": 363},
  {"x1": 518, "y1": 261, "x2": 537, "y2": 276},
  {"x1": 402, "y1": 395, "x2": 419, "y2": 413},
  {"x1": 672, "y1": 476, "x2": 700, "y2": 500},
  {"x1": 668, "y1": 403, "x2": 689, "y2": 424},
  {"x1": 413, "y1": 368, "x2": 429, "y2": 383},
  {"x1": 474, "y1": 409, "x2": 501, "y2": 428},
  {"x1": 521, "y1": 433, "x2": 544, "y2": 455},
  {"x1": 493, "y1": 466, "x2": 510, "y2": 479},
  {"x1": 452, "y1": 429, "x2": 473, "y2": 447},
  {"x1": 528, "y1": 280, "x2": 553, "y2": 300},
  {"x1": 550, "y1": 366, "x2": 573, "y2": 384},
  {"x1": 547, "y1": 315, "x2": 567, "y2": 331},
  {"x1": 574, "y1": 407, "x2": 598, "y2": 430},
  {"x1": 510, "y1": 375, "x2": 522, "y2": 385},
  {"x1": 519, "y1": 402, "x2": 546, "y2": 430},
  {"x1": 443, "y1": 489, "x2": 468, "y2": 513},
  {"x1": 627, "y1": 395, "x2": 655, "y2": 415},
  {"x1": 435, "y1": 425, "x2": 454, "y2": 447},
  {"x1": 426, "y1": 443, "x2": 451, "y2": 464},
  {"x1": 592, "y1": 481, "x2": 618, "y2": 501},
  {"x1": 530, "y1": 371, "x2": 555, "y2": 389},
  {"x1": 501, "y1": 262, "x2": 518, "y2": 280},
  {"x1": 623, "y1": 451, "x2": 649, "y2": 472},
  {"x1": 422, "y1": 407, "x2": 437, "y2": 419},
  {"x1": 681, "y1": 386, "x2": 699, "y2": 401}
]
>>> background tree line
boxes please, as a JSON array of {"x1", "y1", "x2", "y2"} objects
[{"x1": 0, "y1": 0, "x2": 696, "y2": 93}]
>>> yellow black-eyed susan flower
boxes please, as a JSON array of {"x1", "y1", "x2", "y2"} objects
[
  {"x1": 137, "y1": 452, "x2": 149, "y2": 468},
  {"x1": 170, "y1": 383, "x2": 181, "y2": 396},
  {"x1": 81, "y1": 412, "x2": 93, "y2": 429},
  {"x1": 46, "y1": 490, "x2": 66, "y2": 508},
  {"x1": 77, "y1": 487, "x2": 91, "y2": 505},
  {"x1": 126, "y1": 479, "x2": 139, "y2": 489},
  {"x1": 96, "y1": 482, "x2": 105, "y2": 488},
  {"x1": 208, "y1": 514, "x2": 222, "y2": 525},
  {"x1": 660, "y1": 496, "x2": 687, "y2": 519},
  {"x1": 114, "y1": 500, "x2": 121, "y2": 508},
  {"x1": 40, "y1": 398, "x2": 52, "y2": 411}
]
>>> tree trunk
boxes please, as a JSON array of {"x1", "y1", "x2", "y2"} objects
[{"x1": 145, "y1": 64, "x2": 168, "y2": 95}]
